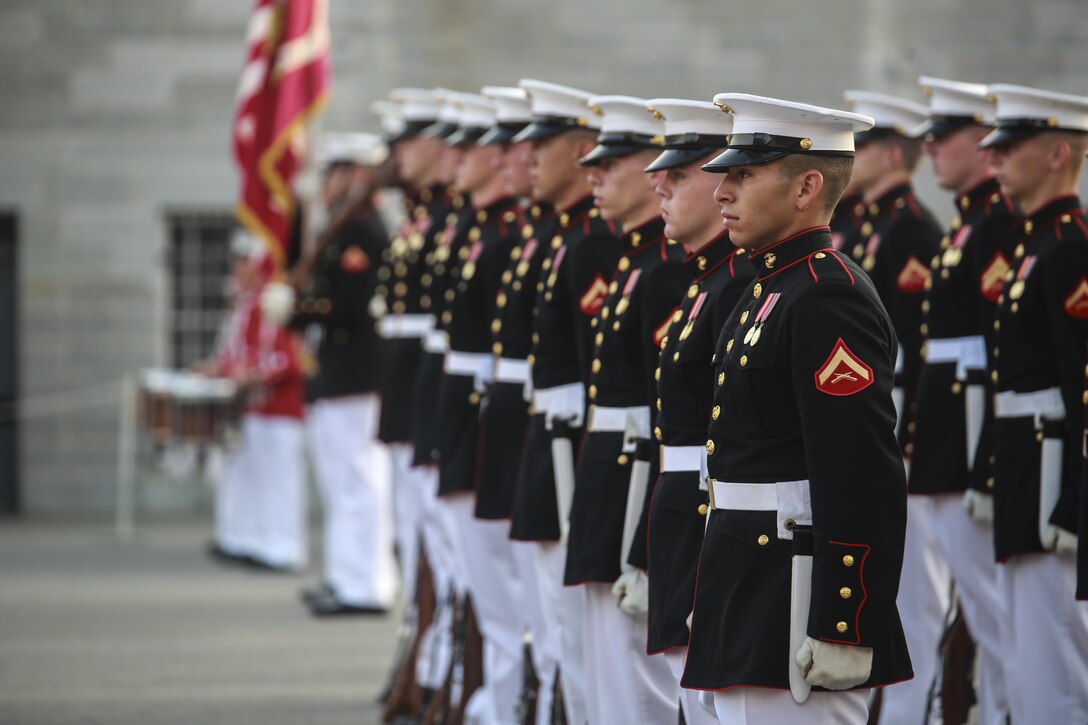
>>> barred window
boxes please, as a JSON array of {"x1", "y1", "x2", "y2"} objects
[{"x1": 167, "y1": 213, "x2": 235, "y2": 369}]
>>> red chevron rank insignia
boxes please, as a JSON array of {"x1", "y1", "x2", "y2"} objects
[
  {"x1": 1064, "y1": 277, "x2": 1088, "y2": 319},
  {"x1": 579, "y1": 274, "x2": 608, "y2": 316},
  {"x1": 654, "y1": 309, "x2": 678, "y2": 348},
  {"x1": 896, "y1": 255, "x2": 930, "y2": 293},
  {"x1": 814, "y1": 338, "x2": 874, "y2": 396},
  {"x1": 340, "y1": 246, "x2": 369, "y2": 273},
  {"x1": 979, "y1": 252, "x2": 1011, "y2": 303}
]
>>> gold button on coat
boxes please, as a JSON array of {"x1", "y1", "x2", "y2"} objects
[
  {"x1": 739, "y1": 355, "x2": 748, "y2": 367},
  {"x1": 842, "y1": 555, "x2": 855, "y2": 567},
  {"x1": 840, "y1": 587, "x2": 852, "y2": 599},
  {"x1": 706, "y1": 440, "x2": 715, "y2": 455},
  {"x1": 588, "y1": 385, "x2": 597, "y2": 399},
  {"x1": 617, "y1": 454, "x2": 629, "y2": 466},
  {"x1": 739, "y1": 310, "x2": 749, "y2": 325},
  {"x1": 836, "y1": 621, "x2": 849, "y2": 633},
  {"x1": 711, "y1": 405, "x2": 720, "y2": 421},
  {"x1": 757, "y1": 534, "x2": 769, "y2": 546},
  {"x1": 717, "y1": 372, "x2": 725, "y2": 385},
  {"x1": 753, "y1": 283, "x2": 762, "y2": 299},
  {"x1": 698, "y1": 504, "x2": 709, "y2": 516}
]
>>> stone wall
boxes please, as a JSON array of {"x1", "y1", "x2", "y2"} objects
[{"x1": 1, "y1": 0, "x2": 1085, "y2": 515}]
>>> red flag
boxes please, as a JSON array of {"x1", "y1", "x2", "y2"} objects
[{"x1": 233, "y1": 0, "x2": 330, "y2": 272}]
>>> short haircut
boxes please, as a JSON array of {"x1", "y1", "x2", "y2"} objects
[
  {"x1": 885, "y1": 137, "x2": 924, "y2": 172},
  {"x1": 1057, "y1": 131, "x2": 1088, "y2": 174},
  {"x1": 777, "y1": 154, "x2": 855, "y2": 213}
]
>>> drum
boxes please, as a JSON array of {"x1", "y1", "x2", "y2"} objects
[
  {"x1": 138, "y1": 368, "x2": 179, "y2": 443},
  {"x1": 171, "y1": 374, "x2": 242, "y2": 446}
]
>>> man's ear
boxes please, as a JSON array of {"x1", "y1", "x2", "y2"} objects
[
  {"x1": 796, "y1": 170, "x2": 825, "y2": 212},
  {"x1": 1049, "y1": 137, "x2": 1073, "y2": 172}
]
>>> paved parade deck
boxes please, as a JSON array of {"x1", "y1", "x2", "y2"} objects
[{"x1": 0, "y1": 520, "x2": 398, "y2": 724}]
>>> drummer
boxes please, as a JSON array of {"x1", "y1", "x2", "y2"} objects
[{"x1": 198, "y1": 231, "x2": 308, "y2": 571}]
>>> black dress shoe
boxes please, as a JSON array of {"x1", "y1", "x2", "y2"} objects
[
  {"x1": 241, "y1": 556, "x2": 296, "y2": 573},
  {"x1": 299, "y1": 582, "x2": 334, "y2": 605},
  {"x1": 308, "y1": 592, "x2": 390, "y2": 617},
  {"x1": 206, "y1": 542, "x2": 248, "y2": 565}
]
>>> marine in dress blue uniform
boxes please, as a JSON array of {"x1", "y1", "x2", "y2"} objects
[
  {"x1": 565, "y1": 94, "x2": 690, "y2": 725},
  {"x1": 637, "y1": 97, "x2": 749, "y2": 725},
  {"x1": 506, "y1": 79, "x2": 622, "y2": 725},
  {"x1": 881, "y1": 78, "x2": 1019, "y2": 725},
  {"x1": 295, "y1": 133, "x2": 398, "y2": 615},
  {"x1": 844, "y1": 91, "x2": 943, "y2": 453},
  {"x1": 683, "y1": 94, "x2": 912, "y2": 724},
  {"x1": 980, "y1": 84, "x2": 1088, "y2": 724}
]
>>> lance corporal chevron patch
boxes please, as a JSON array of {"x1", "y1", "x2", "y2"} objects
[
  {"x1": 579, "y1": 274, "x2": 608, "y2": 315},
  {"x1": 1064, "y1": 277, "x2": 1088, "y2": 319},
  {"x1": 814, "y1": 338, "x2": 874, "y2": 396}
]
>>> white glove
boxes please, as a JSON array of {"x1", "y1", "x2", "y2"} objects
[
  {"x1": 962, "y1": 489, "x2": 994, "y2": 523},
  {"x1": 473, "y1": 369, "x2": 493, "y2": 395},
  {"x1": 544, "y1": 384, "x2": 585, "y2": 430},
  {"x1": 259, "y1": 282, "x2": 296, "y2": 325},
  {"x1": 611, "y1": 570, "x2": 649, "y2": 617},
  {"x1": 1042, "y1": 524, "x2": 1079, "y2": 557},
  {"x1": 368, "y1": 293, "x2": 387, "y2": 320},
  {"x1": 795, "y1": 637, "x2": 873, "y2": 690},
  {"x1": 622, "y1": 407, "x2": 651, "y2": 453}
]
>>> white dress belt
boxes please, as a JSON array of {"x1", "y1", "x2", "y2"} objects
[
  {"x1": 587, "y1": 405, "x2": 651, "y2": 437},
  {"x1": 660, "y1": 445, "x2": 703, "y2": 473},
  {"x1": 925, "y1": 335, "x2": 987, "y2": 381},
  {"x1": 444, "y1": 351, "x2": 494, "y2": 378},
  {"x1": 532, "y1": 383, "x2": 584, "y2": 414},
  {"x1": 494, "y1": 357, "x2": 531, "y2": 385},
  {"x1": 707, "y1": 478, "x2": 812, "y2": 541},
  {"x1": 994, "y1": 387, "x2": 1066, "y2": 425},
  {"x1": 422, "y1": 329, "x2": 449, "y2": 354},
  {"x1": 379, "y1": 314, "x2": 433, "y2": 339}
]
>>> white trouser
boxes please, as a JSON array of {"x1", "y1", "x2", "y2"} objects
[
  {"x1": 215, "y1": 424, "x2": 251, "y2": 556},
  {"x1": 582, "y1": 583, "x2": 677, "y2": 725},
  {"x1": 927, "y1": 493, "x2": 1008, "y2": 724},
  {"x1": 532, "y1": 542, "x2": 587, "y2": 725},
  {"x1": 879, "y1": 495, "x2": 950, "y2": 725},
  {"x1": 247, "y1": 415, "x2": 307, "y2": 569},
  {"x1": 415, "y1": 467, "x2": 460, "y2": 690},
  {"x1": 512, "y1": 540, "x2": 557, "y2": 725},
  {"x1": 665, "y1": 648, "x2": 716, "y2": 725},
  {"x1": 999, "y1": 553, "x2": 1088, "y2": 724},
  {"x1": 307, "y1": 396, "x2": 396, "y2": 607},
  {"x1": 390, "y1": 443, "x2": 430, "y2": 603},
  {"x1": 455, "y1": 514, "x2": 525, "y2": 725},
  {"x1": 713, "y1": 688, "x2": 868, "y2": 724}
]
